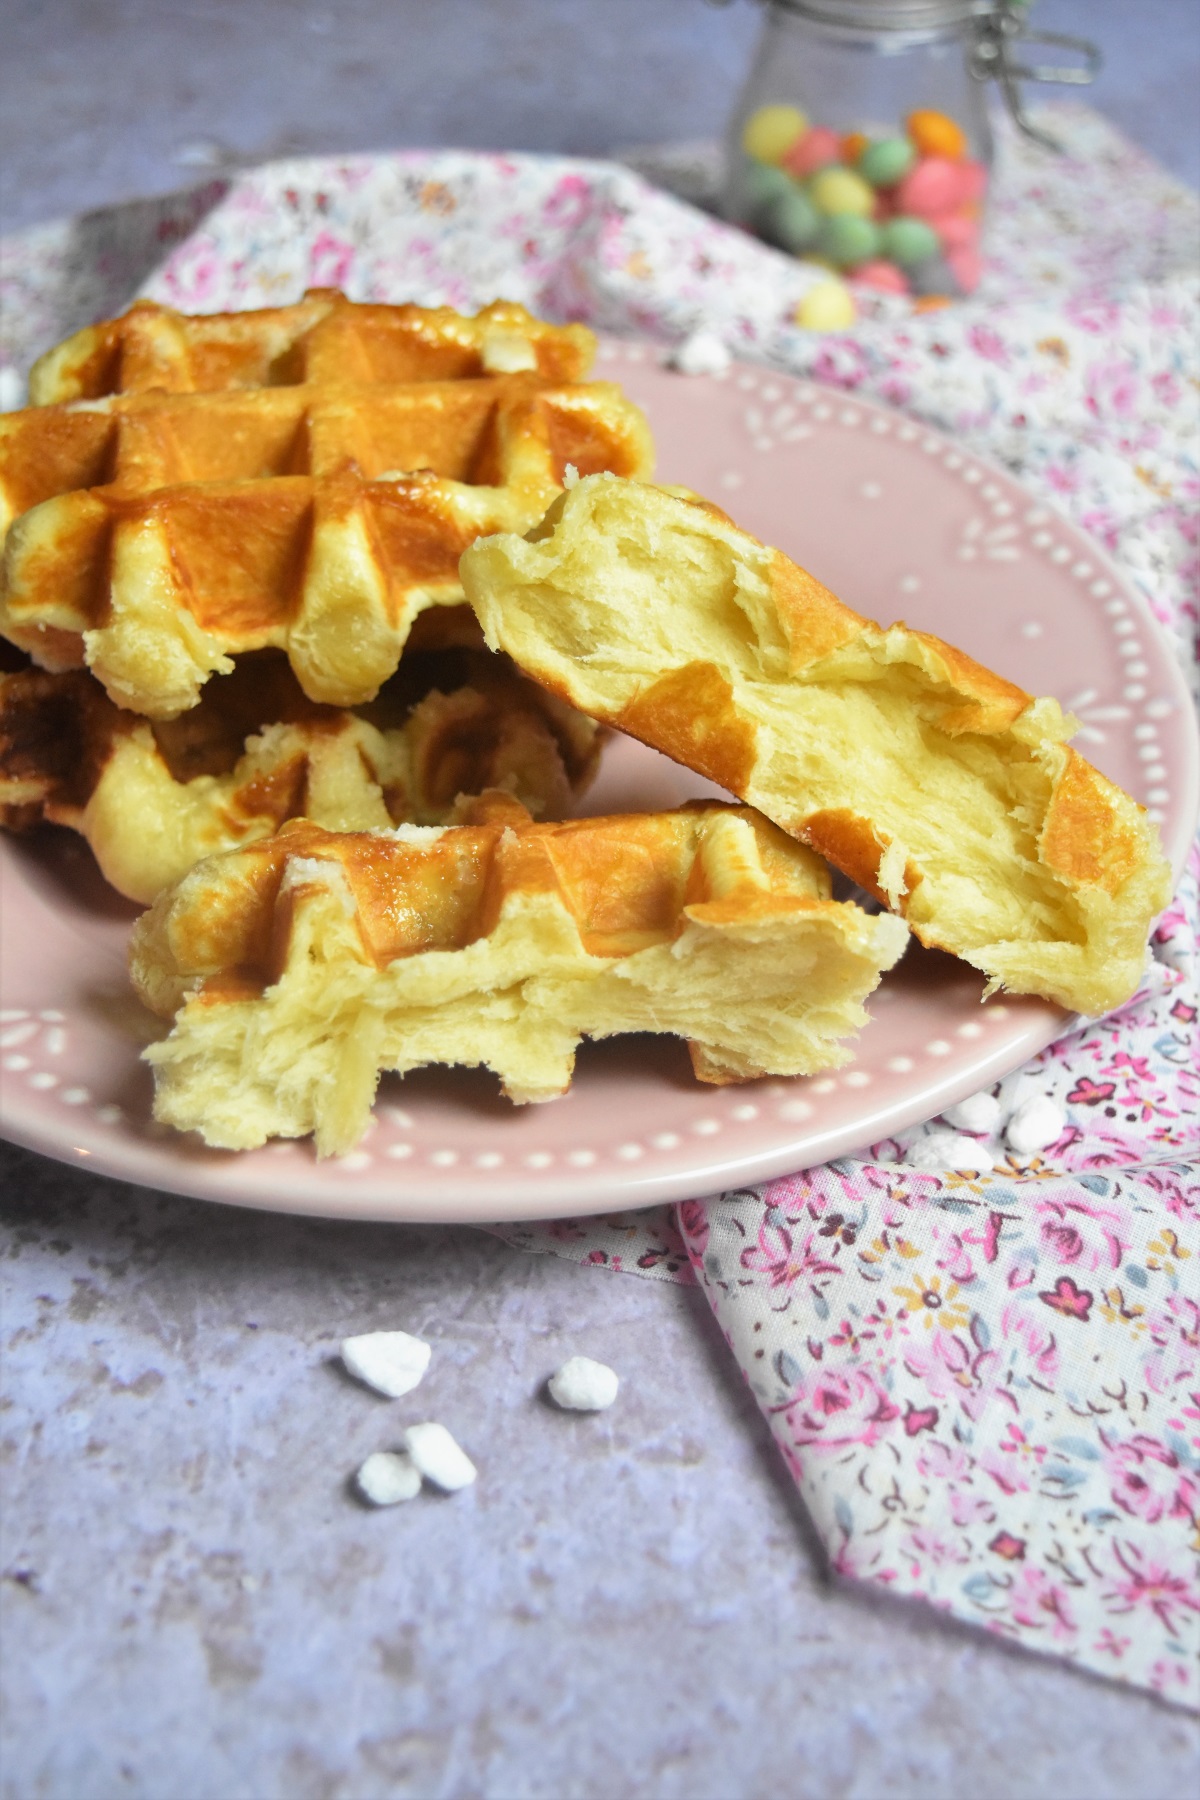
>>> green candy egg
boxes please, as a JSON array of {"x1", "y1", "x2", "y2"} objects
[
  {"x1": 879, "y1": 215, "x2": 941, "y2": 268},
  {"x1": 762, "y1": 185, "x2": 822, "y2": 253},
  {"x1": 858, "y1": 136, "x2": 916, "y2": 189},
  {"x1": 815, "y1": 212, "x2": 879, "y2": 269},
  {"x1": 741, "y1": 158, "x2": 797, "y2": 225}
]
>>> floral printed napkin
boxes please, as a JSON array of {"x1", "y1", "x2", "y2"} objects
[{"x1": 1, "y1": 102, "x2": 1196, "y2": 1707}]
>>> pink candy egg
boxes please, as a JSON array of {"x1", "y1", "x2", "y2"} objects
[
  {"x1": 781, "y1": 125, "x2": 841, "y2": 179},
  {"x1": 946, "y1": 245, "x2": 981, "y2": 293},
  {"x1": 958, "y1": 160, "x2": 988, "y2": 204},
  {"x1": 894, "y1": 156, "x2": 964, "y2": 219},
  {"x1": 934, "y1": 211, "x2": 980, "y2": 252},
  {"x1": 851, "y1": 260, "x2": 910, "y2": 294}
]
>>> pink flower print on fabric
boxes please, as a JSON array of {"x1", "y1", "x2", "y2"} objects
[
  {"x1": 772, "y1": 1366, "x2": 900, "y2": 1455},
  {"x1": 1008, "y1": 1565, "x2": 1080, "y2": 1643},
  {"x1": 740, "y1": 1216, "x2": 841, "y2": 1305},
  {"x1": 1101, "y1": 1433, "x2": 1198, "y2": 1527},
  {"x1": 1034, "y1": 1193, "x2": 1128, "y2": 1271}
]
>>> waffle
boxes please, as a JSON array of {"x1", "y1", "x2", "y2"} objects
[
  {"x1": 460, "y1": 475, "x2": 1173, "y2": 1017},
  {"x1": 0, "y1": 649, "x2": 601, "y2": 903},
  {"x1": 130, "y1": 800, "x2": 909, "y2": 1155},
  {"x1": 0, "y1": 295, "x2": 653, "y2": 719},
  {"x1": 28, "y1": 292, "x2": 597, "y2": 402}
]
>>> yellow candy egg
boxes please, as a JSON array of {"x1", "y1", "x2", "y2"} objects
[
  {"x1": 794, "y1": 278, "x2": 857, "y2": 332},
  {"x1": 808, "y1": 166, "x2": 875, "y2": 218},
  {"x1": 742, "y1": 104, "x2": 809, "y2": 165},
  {"x1": 907, "y1": 108, "x2": 967, "y2": 161}
]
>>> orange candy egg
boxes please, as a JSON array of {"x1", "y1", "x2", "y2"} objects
[
  {"x1": 907, "y1": 109, "x2": 967, "y2": 161},
  {"x1": 841, "y1": 131, "x2": 869, "y2": 166}
]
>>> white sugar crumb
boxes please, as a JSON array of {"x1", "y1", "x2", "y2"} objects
[
  {"x1": 281, "y1": 856, "x2": 357, "y2": 913},
  {"x1": 548, "y1": 1355, "x2": 619, "y2": 1411},
  {"x1": 403, "y1": 1422, "x2": 477, "y2": 1491},
  {"x1": 356, "y1": 1450, "x2": 422, "y2": 1506},
  {"x1": 907, "y1": 1131, "x2": 995, "y2": 1175},
  {"x1": 341, "y1": 1329, "x2": 432, "y2": 1399},
  {"x1": 373, "y1": 823, "x2": 449, "y2": 844},
  {"x1": 669, "y1": 329, "x2": 732, "y2": 377},
  {"x1": 0, "y1": 368, "x2": 25, "y2": 413},
  {"x1": 562, "y1": 461, "x2": 581, "y2": 487},
  {"x1": 942, "y1": 1091, "x2": 1001, "y2": 1135},
  {"x1": 1005, "y1": 1094, "x2": 1065, "y2": 1155},
  {"x1": 481, "y1": 329, "x2": 538, "y2": 373}
]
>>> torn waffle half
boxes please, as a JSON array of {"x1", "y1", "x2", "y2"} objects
[
  {"x1": 130, "y1": 798, "x2": 909, "y2": 1156},
  {"x1": 460, "y1": 474, "x2": 1173, "y2": 1017},
  {"x1": 0, "y1": 294, "x2": 653, "y2": 719},
  {"x1": 1, "y1": 648, "x2": 601, "y2": 904}
]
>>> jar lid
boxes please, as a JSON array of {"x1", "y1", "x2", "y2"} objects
[{"x1": 770, "y1": 0, "x2": 978, "y2": 31}]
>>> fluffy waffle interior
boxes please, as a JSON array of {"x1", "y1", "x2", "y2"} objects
[
  {"x1": 130, "y1": 798, "x2": 909, "y2": 1156},
  {"x1": 460, "y1": 474, "x2": 1173, "y2": 1016},
  {"x1": 1, "y1": 647, "x2": 601, "y2": 904},
  {"x1": 0, "y1": 294, "x2": 653, "y2": 719}
]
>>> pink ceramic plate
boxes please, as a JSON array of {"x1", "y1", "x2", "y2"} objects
[{"x1": 1, "y1": 345, "x2": 1196, "y2": 1222}]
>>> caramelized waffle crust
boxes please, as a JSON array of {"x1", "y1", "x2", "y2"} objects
[
  {"x1": 0, "y1": 649, "x2": 601, "y2": 903},
  {"x1": 0, "y1": 295, "x2": 654, "y2": 718},
  {"x1": 460, "y1": 475, "x2": 1173, "y2": 1017},
  {"x1": 130, "y1": 798, "x2": 909, "y2": 1156}
]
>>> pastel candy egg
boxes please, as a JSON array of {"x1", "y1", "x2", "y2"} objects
[
  {"x1": 816, "y1": 212, "x2": 879, "y2": 269},
  {"x1": 850, "y1": 260, "x2": 910, "y2": 295},
  {"x1": 794, "y1": 278, "x2": 857, "y2": 332},
  {"x1": 781, "y1": 124, "x2": 841, "y2": 179},
  {"x1": 879, "y1": 215, "x2": 940, "y2": 268},
  {"x1": 946, "y1": 245, "x2": 982, "y2": 293},
  {"x1": 858, "y1": 136, "x2": 916, "y2": 190},
  {"x1": 907, "y1": 108, "x2": 967, "y2": 160},
  {"x1": 742, "y1": 159, "x2": 795, "y2": 223},
  {"x1": 958, "y1": 160, "x2": 988, "y2": 203},
  {"x1": 908, "y1": 254, "x2": 960, "y2": 299},
  {"x1": 894, "y1": 157, "x2": 965, "y2": 219},
  {"x1": 809, "y1": 165, "x2": 875, "y2": 218},
  {"x1": 762, "y1": 185, "x2": 821, "y2": 253},
  {"x1": 934, "y1": 210, "x2": 980, "y2": 252},
  {"x1": 742, "y1": 104, "x2": 808, "y2": 165},
  {"x1": 841, "y1": 131, "x2": 869, "y2": 165}
]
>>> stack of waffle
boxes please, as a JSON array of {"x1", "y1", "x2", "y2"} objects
[
  {"x1": 0, "y1": 293, "x2": 648, "y2": 899},
  {"x1": 3, "y1": 296, "x2": 1172, "y2": 1157}
]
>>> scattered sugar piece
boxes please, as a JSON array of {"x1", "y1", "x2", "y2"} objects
[
  {"x1": 481, "y1": 329, "x2": 538, "y2": 373},
  {"x1": 403, "y1": 1422, "x2": 477, "y2": 1491},
  {"x1": 669, "y1": 329, "x2": 732, "y2": 377},
  {"x1": 341, "y1": 1330, "x2": 432, "y2": 1399},
  {"x1": 907, "y1": 1131, "x2": 995, "y2": 1175},
  {"x1": 548, "y1": 1355, "x2": 620, "y2": 1412},
  {"x1": 356, "y1": 1450, "x2": 422, "y2": 1507},
  {"x1": 0, "y1": 368, "x2": 25, "y2": 413},
  {"x1": 1005, "y1": 1094, "x2": 1065, "y2": 1156},
  {"x1": 942, "y1": 1091, "x2": 1001, "y2": 1135}
]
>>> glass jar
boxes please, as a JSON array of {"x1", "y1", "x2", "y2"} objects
[{"x1": 725, "y1": 0, "x2": 992, "y2": 301}]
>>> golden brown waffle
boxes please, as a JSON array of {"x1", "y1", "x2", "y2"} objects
[
  {"x1": 1, "y1": 649, "x2": 602, "y2": 903},
  {"x1": 0, "y1": 294, "x2": 653, "y2": 718},
  {"x1": 461, "y1": 474, "x2": 1173, "y2": 1017},
  {"x1": 28, "y1": 291, "x2": 596, "y2": 401},
  {"x1": 130, "y1": 800, "x2": 909, "y2": 1155}
]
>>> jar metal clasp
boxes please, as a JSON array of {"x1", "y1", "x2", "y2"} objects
[{"x1": 967, "y1": 1, "x2": 1101, "y2": 152}]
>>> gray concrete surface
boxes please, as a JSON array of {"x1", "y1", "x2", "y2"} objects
[
  {"x1": 2, "y1": 4, "x2": 1200, "y2": 1796},
  {"x1": 4, "y1": 1145, "x2": 1200, "y2": 1800}
]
